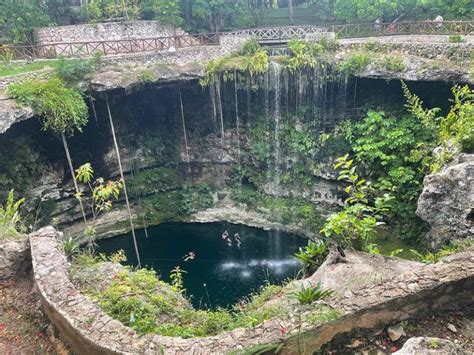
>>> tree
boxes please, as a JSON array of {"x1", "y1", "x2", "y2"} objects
[
  {"x1": 8, "y1": 78, "x2": 89, "y2": 223},
  {"x1": 141, "y1": 0, "x2": 183, "y2": 27},
  {"x1": 0, "y1": 0, "x2": 51, "y2": 44},
  {"x1": 192, "y1": 0, "x2": 244, "y2": 32},
  {"x1": 288, "y1": 0, "x2": 295, "y2": 25}
]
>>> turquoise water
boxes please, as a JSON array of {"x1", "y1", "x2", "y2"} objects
[{"x1": 96, "y1": 222, "x2": 306, "y2": 308}]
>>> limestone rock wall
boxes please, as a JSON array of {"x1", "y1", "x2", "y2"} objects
[
  {"x1": 35, "y1": 21, "x2": 186, "y2": 44},
  {"x1": 0, "y1": 237, "x2": 30, "y2": 279},
  {"x1": 30, "y1": 227, "x2": 474, "y2": 355},
  {"x1": 417, "y1": 154, "x2": 474, "y2": 247}
]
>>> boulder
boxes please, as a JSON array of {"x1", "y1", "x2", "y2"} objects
[
  {"x1": 394, "y1": 337, "x2": 463, "y2": 354},
  {"x1": 417, "y1": 154, "x2": 474, "y2": 247},
  {"x1": 0, "y1": 237, "x2": 30, "y2": 279}
]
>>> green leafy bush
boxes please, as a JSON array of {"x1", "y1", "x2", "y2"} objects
[
  {"x1": 55, "y1": 52, "x2": 102, "y2": 85},
  {"x1": 0, "y1": 190, "x2": 25, "y2": 239},
  {"x1": 448, "y1": 34, "x2": 464, "y2": 43},
  {"x1": 290, "y1": 283, "x2": 334, "y2": 305},
  {"x1": 321, "y1": 155, "x2": 393, "y2": 250},
  {"x1": 339, "y1": 53, "x2": 370, "y2": 78},
  {"x1": 294, "y1": 240, "x2": 329, "y2": 277},
  {"x1": 8, "y1": 78, "x2": 88, "y2": 136},
  {"x1": 284, "y1": 40, "x2": 324, "y2": 73}
]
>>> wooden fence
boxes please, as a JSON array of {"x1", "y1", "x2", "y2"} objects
[
  {"x1": 331, "y1": 21, "x2": 473, "y2": 39},
  {"x1": 1, "y1": 21, "x2": 472, "y2": 60},
  {"x1": 0, "y1": 33, "x2": 220, "y2": 60}
]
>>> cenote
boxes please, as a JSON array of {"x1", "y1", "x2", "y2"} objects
[{"x1": 97, "y1": 222, "x2": 307, "y2": 308}]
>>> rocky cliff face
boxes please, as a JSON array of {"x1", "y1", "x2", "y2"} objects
[{"x1": 417, "y1": 154, "x2": 474, "y2": 247}]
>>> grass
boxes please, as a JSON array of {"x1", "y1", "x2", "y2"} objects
[
  {"x1": 0, "y1": 60, "x2": 64, "y2": 78},
  {"x1": 71, "y1": 253, "x2": 290, "y2": 338}
]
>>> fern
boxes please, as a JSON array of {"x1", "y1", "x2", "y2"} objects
[{"x1": 0, "y1": 190, "x2": 25, "y2": 239}]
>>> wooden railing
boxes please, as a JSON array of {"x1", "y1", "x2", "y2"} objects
[
  {"x1": 230, "y1": 25, "x2": 328, "y2": 43},
  {"x1": 0, "y1": 33, "x2": 220, "y2": 60},
  {"x1": 331, "y1": 21, "x2": 473, "y2": 38},
  {"x1": 1, "y1": 21, "x2": 472, "y2": 60}
]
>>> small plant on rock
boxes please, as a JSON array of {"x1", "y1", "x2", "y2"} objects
[
  {"x1": 0, "y1": 190, "x2": 25, "y2": 239},
  {"x1": 293, "y1": 240, "x2": 329, "y2": 277},
  {"x1": 290, "y1": 282, "x2": 334, "y2": 305},
  {"x1": 62, "y1": 237, "x2": 80, "y2": 260}
]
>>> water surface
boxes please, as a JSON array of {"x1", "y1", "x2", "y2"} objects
[{"x1": 97, "y1": 222, "x2": 306, "y2": 308}]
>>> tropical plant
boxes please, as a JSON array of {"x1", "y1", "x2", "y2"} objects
[
  {"x1": 141, "y1": 0, "x2": 183, "y2": 27},
  {"x1": 294, "y1": 240, "x2": 329, "y2": 277},
  {"x1": 0, "y1": 0, "x2": 51, "y2": 44},
  {"x1": 284, "y1": 40, "x2": 324, "y2": 73},
  {"x1": 170, "y1": 266, "x2": 187, "y2": 292},
  {"x1": 55, "y1": 52, "x2": 102, "y2": 86},
  {"x1": 403, "y1": 82, "x2": 474, "y2": 171},
  {"x1": 8, "y1": 78, "x2": 89, "y2": 223},
  {"x1": 320, "y1": 155, "x2": 393, "y2": 250},
  {"x1": 0, "y1": 190, "x2": 25, "y2": 239},
  {"x1": 339, "y1": 53, "x2": 370, "y2": 79},
  {"x1": 290, "y1": 282, "x2": 334, "y2": 305},
  {"x1": 75, "y1": 163, "x2": 123, "y2": 221},
  {"x1": 62, "y1": 237, "x2": 80, "y2": 260}
]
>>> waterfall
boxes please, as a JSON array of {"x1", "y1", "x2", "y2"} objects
[
  {"x1": 234, "y1": 70, "x2": 242, "y2": 185},
  {"x1": 271, "y1": 61, "x2": 282, "y2": 198},
  {"x1": 214, "y1": 80, "x2": 225, "y2": 143},
  {"x1": 179, "y1": 90, "x2": 191, "y2": 173},
  {"x1": 209, "y1": 85, "x2": 217, "y2": 128}
]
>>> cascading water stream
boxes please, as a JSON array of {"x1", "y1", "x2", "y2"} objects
[
  {"x1": 271, "y1": 61, "x2": 282, "y2": 198},
  {"x1": 214, "y1": 80, "x2": 225, "y2": 144},
  {"x1": 234, "y1": 70, "x2": 242, "y2": 187},
  {"x1": 179, "y1": 90, "x2": 191, "y2": 173},
  {"x1": 209, "y1": 84, "x2": 217, "y2": 127}
]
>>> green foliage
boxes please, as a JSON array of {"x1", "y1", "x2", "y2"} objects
[
  {"x1": 294, "y1": 240, "x2": 329, "y2": 277},
  {"x1": 333, "y1": 0, "x2": 472, "y2": 22},
  {"x1": 290, "y1": 282, "x2": 334, "y2": 305},
  {"x1": 170, "y1": 266, "x2": 187, "y2": 292},
  {"x1": 141, "y1": 0, "x2": 182, "y2": 26},
  {"x1": 0, "y1": 190, "x2": 25, "y2": 239},
  {"x1": 0, "y1": 0, "x2": 51, "y2": 44},
  {"x1": 341, "y1": 109, "x2": 438, "y2": 240},
  {"x1": 403, "y1": 82, "x2": 474, "y2": 171},
  {"x1": 409, "y1": 249, "x2": 442, "y2": 264},
  {"x1": 377, "y1": 56, "x2": 406, "y2": 72},
  {"x1": 76, "y1": 163, "x2": 123, "y2": 221},
  {"x1": 239, "y1": 38, "x2": 261, "y2": 56},
  {"x1": 128, "y1": 168, "x2": 181, "y2": 196},
  {"x1": 338, "y1": 53, "x2": 370, "y2": 79},
  {"x1": 200, "y1": 48, "x2": 269, "y2": 86},
  {"x1": 8, "y1": 78, "x2": 88, "y2": 136},
  {"x1": 283, "y1": 40, "x2": 325, "y2": 73},
  {"x1": 76, "y1": 257, "x2": 287, "y2": 338},
  {"x1": 81, "y1": 0, "x2": 141, "y2": 22},
  {"x1": 321, "y1": 155, "x2": 393, "y2": 250},
  {"x1": 62, "y1": 237, "x2": 80, "y2": 260},
  {"x1": 192, "y1": 0, "x2": 244, "y2": 32},
  {"x1": 448, "y1": 34, "x2": 464, "y2": 43},
  {"x1": 55, "y1": 53, "x2": 102, "y2": 85}
]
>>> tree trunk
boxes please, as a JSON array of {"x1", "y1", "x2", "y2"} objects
[
  {"x1": 61, "y1": 132, "x2": 87, "y2": 224},
  {"x1": 106, "y1": 100, "x2": 142, "y2": 268},
  {"x1": 288, "y1": 0, "x2": 294, "y2": 25}
]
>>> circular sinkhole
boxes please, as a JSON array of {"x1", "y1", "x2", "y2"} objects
[{"x1": 96, "y1": 222, "x2": 307, "y2": 308}]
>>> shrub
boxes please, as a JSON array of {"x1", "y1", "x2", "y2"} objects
[
  {"x1": 293, "y1": 240, "x2": 329, "y2": 277},
  {"x1": 339, "y1": 53, "x2": 370, "y2": 78},
  {"x1": 448, "y1": 34, "x2": 463, "y2": 43},
  {"x1": 290, "y1": 283, "x2": 334, "y2": 305},
  {"x1": 0, "y1": 190, "x2": 25, "y2": 239},
  {"x1": 8, "y1": 78, "x2": 88, "y2": 136},
  {"x1": 239, "y1": 38, "x2": 261, "y2": 56}
]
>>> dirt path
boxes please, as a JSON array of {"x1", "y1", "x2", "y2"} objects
[{"x1": 0, "y1": 272, "x2": 69, "y2": 354}]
